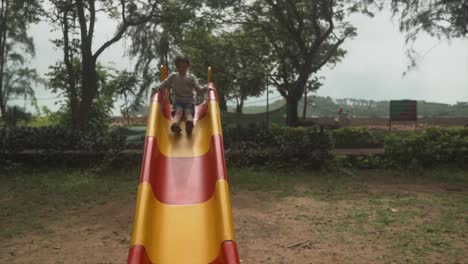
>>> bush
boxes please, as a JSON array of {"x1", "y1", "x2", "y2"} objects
[
  {"x1": 224, "y1": 124, "x2": 334, "y2": 169},
  {"x1": 332, "y1": 128, "x2": 385, "y2": 148},
  {"x1": 0, "y1": 126, "x2": 126, "y2": 154},
  {"x1": 384, "y1": 128, "x2": 468, "y2": 168}
]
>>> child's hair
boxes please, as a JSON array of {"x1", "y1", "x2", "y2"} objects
[{"x1": 175, "y1": 55, "x2": 190, "y2": 66}]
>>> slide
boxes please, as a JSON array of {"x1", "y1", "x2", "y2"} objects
[{"x1": 128, "y1": 67, "x2": 240, "y2": 264}]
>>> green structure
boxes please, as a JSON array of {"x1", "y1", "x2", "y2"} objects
[
  {"x1": 389, "y1": 100, "x2": 417, "y2": 130},
  {"x1": 221, "y1": 105, "x2": 286, "y2": 128}
]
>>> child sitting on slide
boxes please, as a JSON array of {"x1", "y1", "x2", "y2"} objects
[{"x1": 152, "y1": 55, "x2": 209, "y2": 135}]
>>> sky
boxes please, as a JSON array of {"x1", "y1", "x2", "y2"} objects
[
  {"x1": 317, "y1": 13, "x2": 468, "y2": 105},
  {"x1": 12, "y1": 10, "x2": 468, "y2": 114}
]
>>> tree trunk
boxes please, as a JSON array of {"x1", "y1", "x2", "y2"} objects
[
  {"x1": 125, "y1": 94, "x2": 130, "y2": 126},
  {"x1": 236, "y1": 99, "x2": 244, "y2": 113},
  {"x1": 302, "y1": 88, "x2": 307, "y2": 120},
  {"x1": 0, "y1": 0, "x2": 8, "y2": 117},
  {"x1": 285, "y1": 79, "x2": 307, "y2": 126},
  {"x1": 0, "y1": 101, "x2": 5, "y2": 116},
  {"x1": 62, "y1": 7, "x2": 79, "y2": 128},
  {"x1": 286, "y1": 96, "x2": 299, "y2": 126},
  {"x1": 218, "y1": 92, "x2": 227, "y2": 111},
  {"x1": 78, "y1": 47, "x2": 97, "y2": 129}
]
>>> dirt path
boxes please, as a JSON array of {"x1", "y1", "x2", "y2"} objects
[
  {"x1": 1, "y1": 179, "x2": 466, "y2": 263},
  {"x1": 0, "y1": 193, "x2": 362, "y2": 264}
]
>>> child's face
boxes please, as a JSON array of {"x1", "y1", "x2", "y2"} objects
[{"x1": 176, "y1": 62, "x2": 189, "y2": 75}]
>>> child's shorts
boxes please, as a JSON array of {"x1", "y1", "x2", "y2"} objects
[{"x1": 173, "y1": 101, "x2": 195, "y2": 115}]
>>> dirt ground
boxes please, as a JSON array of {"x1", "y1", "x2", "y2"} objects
[{"x1": 1, "y1": 173, "x2": 467, "y2": 264}]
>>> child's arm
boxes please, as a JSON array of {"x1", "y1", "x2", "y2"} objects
[
  {"x1": 191, "y1": 75, "x2": 208, "y2": 94},
  {"x1": 152, "y1": 73, "x2": 176, "y2": 95}
]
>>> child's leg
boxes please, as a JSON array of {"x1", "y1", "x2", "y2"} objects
[
  {"x1": 173, "y1": 108, "x2": 183, "y2": 124},
  {"x1": 185, "y1": 111, "x2": 193, "y2": 122},
  {"x1": 171, "y1": 103, "x2": 184, "y2": 133},
  {"x1": 184, "y1": 104, "x2": 195, "y2": 135},
  {"x1": 172, "y1": 102, "x2": 184, "y2": 124}
]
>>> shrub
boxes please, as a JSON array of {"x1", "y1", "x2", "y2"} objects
[
  {"x1": 332, "y1": 128, "x2": 384, "y2": 148},
  {"x1": 0, "y1": 126, "x2": 126, "y2": 154},
  {"x1": 224, "y1": 124, "x2": 334, "y2": 169},
  {"x1": 384, "y1": 128, "x2": 468, "y2": 168}
]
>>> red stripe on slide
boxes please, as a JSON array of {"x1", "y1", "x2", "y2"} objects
[
  {"x1": 128, "y1": 245, "x2": 152, "y2": 264},
  {"x1": 139, "y1": 135, "x2": 227, "y2": 205},
  {"x1": 210, "y1": 241, "x2": 240, "y2": 264}
]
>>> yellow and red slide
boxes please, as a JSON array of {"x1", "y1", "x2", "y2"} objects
[{"x1": 128, "y1": 67, "x2": 240, "y2": 264}]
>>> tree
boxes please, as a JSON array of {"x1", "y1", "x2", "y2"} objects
[
  {"x1": 377, "y1": 0, "x2": 468, "y2": 70},
  {"x1": 70, "y1": 0, "x2": 159, "y2": 129},
  {"x1": 0, "y1": 0, "x2": 42, "y2": 117},
  {"x1": 1, "y1": 67, "x2": 43, "y2": 116},
  {"x1": 47, "y1": 59, "x2": 117, "y2": 129},
  {"x1": 127, "y1": 0, "x2": 239, "y2": 109},
  {"x1": 128, "y1": 0, "x2": 208, "y2": 69},
  {"x1": 221, "y1": 29, "x2": 270, "y2": 113},
  {"x1": 127, "y1": 0, "x2": 205, "y2": 110},
  {"x1": 245, "y1": 0, "x2": 366, "y2": 125},
  {"x1": 390, "y1": 0, "x2": 468, "y2": 39},
  {"x1": 109, "y1": 70, "x2": 140, "y2": 126},
  {"x1": 302, "y1": 77, "x2": 323, "y2": 120},
  {"x1": 46, "y1": 0, "x2": 81, "y2": 128},
  {"x1": 183, "y1": 28, "x2": 229, "y2": 110},
  {"x1": 3, "y1": 105, "x2": 31, "y2": 127},
  {"x1": 183, "y1": 27, "x2": 270, "y2": 113}
]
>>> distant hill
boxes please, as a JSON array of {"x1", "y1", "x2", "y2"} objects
[
  {"x1": 230, "y1": 96, "x2": 468, "y2": 118},
  {"x1": 131, "y1": 96, "x2": 468, "y2": 118}
]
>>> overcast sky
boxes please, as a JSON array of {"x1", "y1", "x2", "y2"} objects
[
  {"x1": 318, "y1": 13, "x2": 468, "y2": 105},
  {"x1": 14, "y1": 11, "x2": 468, "y2": 113}
]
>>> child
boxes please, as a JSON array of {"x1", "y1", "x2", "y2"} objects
[{"x1": 152, "y1": 55, "x2": 208, "y2": 135}]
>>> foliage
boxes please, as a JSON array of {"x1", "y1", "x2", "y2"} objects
[
  {"x1": 0, "y1": 126, "x2": 126, "y2": 155},
  {"x1": 127, "y1": 0, "x2": 220, "y2": 109},
  {"x1": 110, "y1": 70, "x2": 141, "y2": 126},
  {"x1": 384, "y1": 128, "x2": 468, "y2": 168},
  {"x1": 45, "y1": 0, "x2": 159, "y2": 129},
  {"x1": 370, "y1": 0, "x2": 468, "y2": 71},
  {"x1": 332, "y1": 127, "x2": 386, "y2": 148},
  {"x1": 1, "y1": 67, "x2": 43, "y2": 109},
  {"x1": 185, "y1": 27, "x2": 270, "y2": 113},
  {"x1": 224, "y1": 124, "x2": 334, "y2": 168},
  {"x1": 388, "y1": 0, "x2": 468, "y2": 40},
  {"x1": 2, "y1": 106, "x2": 31, "y2": 128},
  {"x1": 241, "y1": 0, "x2": 371, "y2": 125},
  {"x1": 47, "y1": 61, "x2": 137, "y2": 131},
  {"x1": 0, "y1": 0, "x2": 43, "y2": 116},
  {"x1": 28, "y1": 106, "x2": 63, "y2": 127}
]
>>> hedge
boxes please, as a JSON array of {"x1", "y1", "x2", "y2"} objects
[
  {"x1": 224, "y1": 124, "x2": 334, "y2": 168},
  {"x1": 2, "y1": 125, "x2": 466, "y2": 169},
  {"x1": 0, "y1": 126, "x2": 126, "y2": 154},
  {"x1": 384, "y1": 128, "x2": 468, "y2": 168}
]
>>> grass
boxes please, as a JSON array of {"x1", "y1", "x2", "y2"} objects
[
  {"x1": 0, "y1": 166, "x2": 140, "y2": 238},
  {"x1": 228, "y1": 166, "x2": 467, "y2": 263},
  {"x1": 1, "y1": 165, "x2": 467, "y2": 263}
]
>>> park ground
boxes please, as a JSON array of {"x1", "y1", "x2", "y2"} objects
[{"x1": 1, "y1": 166, "x2": 467, "y2": 263}]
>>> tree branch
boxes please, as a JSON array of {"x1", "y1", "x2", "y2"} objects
[
  {"x1": 94, "y1": 0, "x2": 159, "y2": 59},
  {"x1": 75, "y1": 0, "x2": 88, "y2": 41},
  {"x1": 311, "y1": 36, "x2": 347, "y2": 73},
  {"x1": 89, "y1": 0, "x2": 95, "y2": 41}
]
